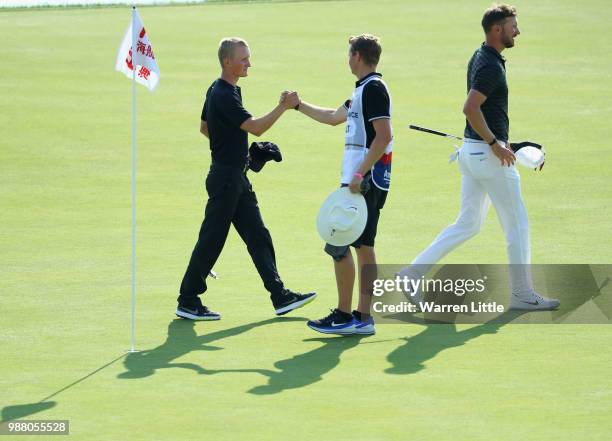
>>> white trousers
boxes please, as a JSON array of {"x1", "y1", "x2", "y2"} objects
[{"x1": 410, "y1": 139, "x2": 532, "y2": 294}]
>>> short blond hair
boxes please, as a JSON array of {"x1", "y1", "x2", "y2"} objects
[{"x1": 218, "y1": 37, "x2": 248, "y2": 67}]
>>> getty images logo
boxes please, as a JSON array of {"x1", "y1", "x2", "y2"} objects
[{"x1": 373, "y1": 275, "x2": 488, "y2": 297}]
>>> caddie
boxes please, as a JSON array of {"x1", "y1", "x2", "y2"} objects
[{"x1": 295, "y1": 34, "x2": 394, "y2": 335}]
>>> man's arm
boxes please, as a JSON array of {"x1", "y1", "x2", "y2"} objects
[
  {"x1": 463, "y1": 89, "x2": 515, "y2": 166},
  {"x1": 240, "y1": 92, "x2": 299, "y2": 137},
  {"x1": 200, "y1": 120, "x2": 209, "y2": 138},
  {"x1": 297, "y1": 101, "x2": 347, "y2": 126},
  {"x1": 348, "y1": 118, "x2": 393, "y2": 193}
]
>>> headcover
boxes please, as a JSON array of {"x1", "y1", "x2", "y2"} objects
[
  {"x1": 509, "y1": 141, "x2": 546, "y2": 170},
  {"x1": 248, "y1": 141, "x2": 283, "y2": 173},
  {"x1": 509, "y1": 141, "x2": 543, "y2": 153}
]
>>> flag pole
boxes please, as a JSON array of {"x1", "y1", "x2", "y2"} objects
[{"x1": 130, "y1": 5, "x2": 138, "y2": 353}]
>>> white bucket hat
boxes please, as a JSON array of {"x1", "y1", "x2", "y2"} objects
[{"x1": 316, "y1": 187, "x2": 368, "y2": 246}]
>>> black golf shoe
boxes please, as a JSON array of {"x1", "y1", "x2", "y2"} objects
[
  {"x1": 176, "y1": 304, "x2": 221, "y2": 321},
  {"x1": 272, "y1": 289, "x2": 317, "y2": 316}
]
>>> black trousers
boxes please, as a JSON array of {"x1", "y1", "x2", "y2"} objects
[{"x1": 179, "y1": 163, "x2": 284, "y2": 306}]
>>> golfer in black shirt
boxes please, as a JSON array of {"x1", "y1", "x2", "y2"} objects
[
  {"x1": 399, "y1": 4, "x2": 559, "y2": 311},
  {"x1": 176, "y1": 37, "x2": 316, "y2": 320}
]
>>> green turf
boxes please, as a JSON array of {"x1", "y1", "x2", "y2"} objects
[{"x1": 1, "y1": 1, "x2": 612, "y2": 440}]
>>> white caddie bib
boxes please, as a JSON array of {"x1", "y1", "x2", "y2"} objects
[{"x1": 341, "y1": 76, "x2": 393, "y2": 189}]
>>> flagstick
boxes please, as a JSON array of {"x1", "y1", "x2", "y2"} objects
[{"x1": 129, "y1": 5, "x2": 138, "y2": 353}]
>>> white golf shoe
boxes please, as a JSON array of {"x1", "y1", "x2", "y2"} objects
[{"x1": 509, "y1": 291, "x2": 560, "y2": 311}]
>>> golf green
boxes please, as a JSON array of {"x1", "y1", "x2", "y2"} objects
[{"x1": 1, "y1": 1, "x2": 611, "y2": 440}]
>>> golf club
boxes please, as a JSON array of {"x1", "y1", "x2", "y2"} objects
[
  {"x1": 409, "y1": 124, "x2": 464, "y2": 141},
  {"x1": 408, "y1": 124, "x2": 545, "y2": 170}
]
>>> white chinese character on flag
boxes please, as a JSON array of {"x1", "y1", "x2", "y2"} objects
[{"x1": 115, "y1": 8, "x2": 160, "y2": 91}]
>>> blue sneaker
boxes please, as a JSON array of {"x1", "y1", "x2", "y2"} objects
[
  {"x1": 307, "y1": 308, "x2": 357, "y2": 335},
  {"x1": 352, "y1": 310, "x2": 376, "y2": 335}
]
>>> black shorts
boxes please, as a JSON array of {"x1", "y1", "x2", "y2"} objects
[{"x1": 352, "y1": 183, "x2": 387, "y2": 247}]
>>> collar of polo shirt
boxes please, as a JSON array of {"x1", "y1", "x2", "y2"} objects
[
  {"x1": 355, "y1": 72, "x2": 382, "y2": 87},
  {"x1": 481, "y1": 42, "x2": 506, "y2": 64},
  {"x1": 218, "y1": 77, "x2": 240, "y2": 90}
]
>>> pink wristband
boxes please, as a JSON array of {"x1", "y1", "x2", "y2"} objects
[{"x1": 353, "y1": 172, "x2": 364, "y2": 180}]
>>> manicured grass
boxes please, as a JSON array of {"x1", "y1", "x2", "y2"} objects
[{"x1": 1, "y1": 1, "x2": 611, "y2": 440}]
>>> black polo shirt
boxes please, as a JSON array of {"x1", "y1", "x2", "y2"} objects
[
  {"x1": 201, "y1": 78, "x2": 252, "y2": 167},
  {"x1": 464, "y1": 43, "x2": 509, "y2": 142}
]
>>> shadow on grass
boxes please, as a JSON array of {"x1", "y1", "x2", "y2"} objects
[
  {"x1": 1, "y1": 402, "x2": 57, "y2": 423},
  {"x1": 385, "y1": 311, "x2": 525, "y2": 375},
  {"x1": 1, "y1": 354, "x2": 126, "y2": 422},
  {"x1": 2, "y1": 317, "x2": 302, "y2": 421},
  {"x1": 117, "y1": 317, "x2": 303, "y2": 379},
  {"x1": 2, "y1": 311, "x2": 527, "y2": 420},
  {"x1": 199, "y1": 335, "x2": 367, "y2": 394}
]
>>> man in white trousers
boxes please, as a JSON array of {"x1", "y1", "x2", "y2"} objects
[{"x1": 399, "y1": 4, "x2": 559, "y2": 311}]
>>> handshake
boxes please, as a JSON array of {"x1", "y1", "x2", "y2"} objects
[{"x1": 279, "y1": 90, "x2": 300, "y2": 110}]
